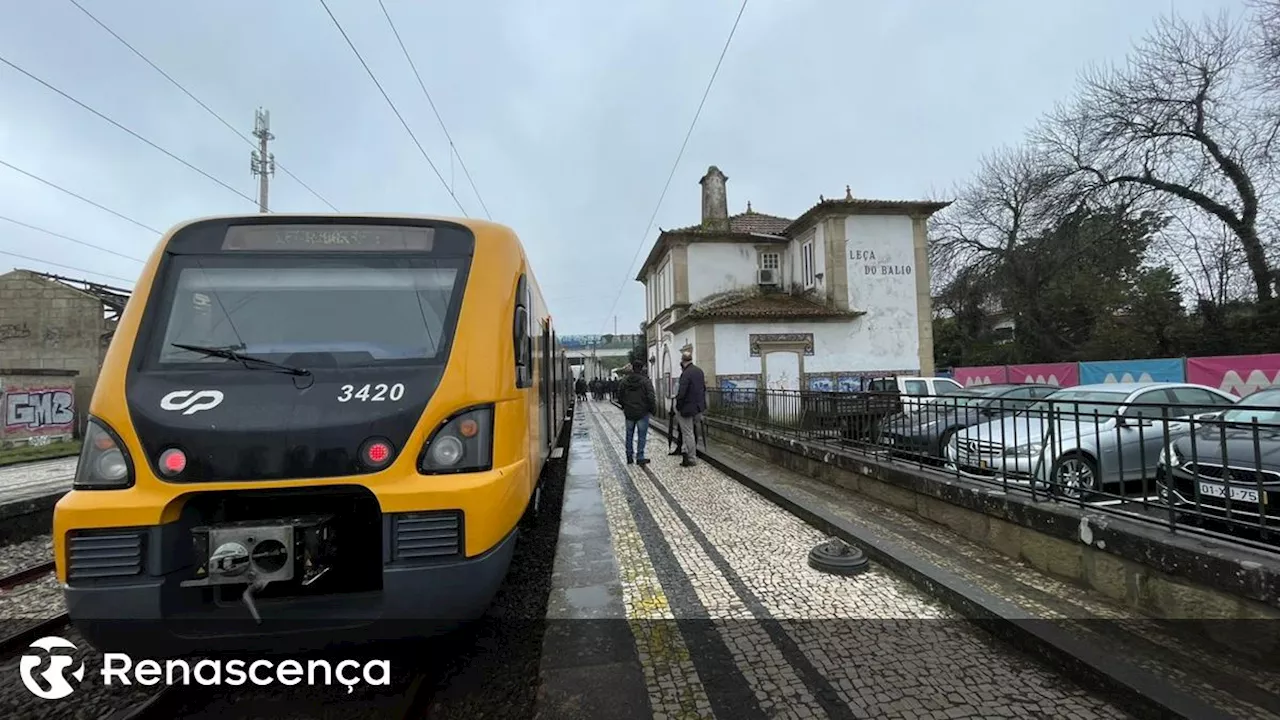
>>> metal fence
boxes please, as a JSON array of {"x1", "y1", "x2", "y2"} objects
[{"x1": 705, "y1": 387, "x2": 1280, "y2": 553}]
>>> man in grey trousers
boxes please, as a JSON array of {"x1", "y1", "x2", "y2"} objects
[{"x1": 673, "y1": 350, "x2": 706, "y2": 467}]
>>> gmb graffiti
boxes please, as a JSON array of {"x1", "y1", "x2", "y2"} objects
[{"x1": 4, "y1": 388, "x2": 75, "y2": 431}]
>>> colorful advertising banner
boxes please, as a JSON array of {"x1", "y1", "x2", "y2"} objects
[
  {"x1": 1078, "y1": 358, "x2": 1184, "y2": 385},
  {"x1": 952, "y1": 365, "x2": 1009, "y2": 387},
  {"x1": 1186, "y1": 354, "x2": 1280, "y2": 397},
  {"x1": 1007, "y1": 363, "x2": 1078, "y2": 387}
]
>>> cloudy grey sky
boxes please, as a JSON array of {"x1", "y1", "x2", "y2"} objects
[{"x1": 0, "y1": 0, "x2": 1245, "y2": 335}]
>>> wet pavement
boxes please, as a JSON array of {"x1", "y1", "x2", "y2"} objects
[
  {"x1": 537, "y1": 401, "x2": 1133, "y2": 720},
  {"x1": 703, "y1": 431, "x2": 1280, "y2": 719}
]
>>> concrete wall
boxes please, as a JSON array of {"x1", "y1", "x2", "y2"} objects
[
  {"x1": 0, "y1": 271, "x2": 111, "y2": 430},
  {"x1": 0, "y1": 369, "x2": 77, "y2": 446}
]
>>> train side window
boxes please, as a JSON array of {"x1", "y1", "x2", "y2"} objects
[{"x1": 515, "y1": 275, "x2": 532, "y2": 388}]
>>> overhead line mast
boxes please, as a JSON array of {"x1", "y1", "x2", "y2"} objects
[{"x1": 250, "y1": 108, "x2": 276, "y2": 213}]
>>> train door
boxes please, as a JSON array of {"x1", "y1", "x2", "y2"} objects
[
  {"x1": 541, "y1": 322, "x2": 553, "y2": 451},
  {"x1": 550, "y1": 330, "x2": 559, "y2": 430}
]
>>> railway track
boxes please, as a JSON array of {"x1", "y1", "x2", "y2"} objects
[{"x1": 0, "y1": 560, "x2": 68, "y2": 661}]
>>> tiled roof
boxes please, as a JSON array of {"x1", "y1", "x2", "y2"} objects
[
  {"x1": 668, "y1": 209, "x2": 793, "y2": 237},
  {"x1": 784, "y1": 197, "x2": 951, "y2": 235},
  {"x1": 684, "y1": 293, "x2": 859, "y2": 321}
]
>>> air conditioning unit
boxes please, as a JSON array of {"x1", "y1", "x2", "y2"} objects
[{"x1": 757, "y1": 268, "x2": 779, "y2": 286}]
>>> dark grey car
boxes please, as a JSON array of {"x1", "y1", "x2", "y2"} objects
[{"x1": 882, "y1": 383, "x2": 1058, "y2": 460}]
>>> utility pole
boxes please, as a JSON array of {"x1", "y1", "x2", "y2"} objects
[{"x1": 250, "y1": 108, "x2": 276, "y2": 213}]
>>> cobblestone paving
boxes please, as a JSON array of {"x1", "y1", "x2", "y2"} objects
[{"x1": 584, "y1": 402, "x2": 1131, "y2": 720}]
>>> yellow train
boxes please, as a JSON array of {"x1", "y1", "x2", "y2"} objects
[{"x1": 54, "y1": 214, "x2": 572, "y2": 655}]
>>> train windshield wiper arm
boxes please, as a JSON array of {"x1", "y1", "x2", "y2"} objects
[{"x1": 171, "y1": 343, "x2": 310, "y2": 376}]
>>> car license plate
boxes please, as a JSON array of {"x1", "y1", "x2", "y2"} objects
[{"x1": 1198, "y1": 482, "x2": 1260, "y2": 503}]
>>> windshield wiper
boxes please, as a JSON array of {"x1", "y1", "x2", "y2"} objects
[{"x1": 171, "y1": 343, "x2": 310, "y2": 377}]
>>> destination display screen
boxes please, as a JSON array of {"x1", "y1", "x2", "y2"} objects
[{"x1": 222, "y1": 224, "x2": 435, "y2": 252}]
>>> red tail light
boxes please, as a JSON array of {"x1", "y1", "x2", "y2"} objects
[
  {"x1": 360, "y1": 438, "x2": 395, "y2": 469},
  {"x1": 159, "y1": 448, "x2": 187, "y2": 476}
]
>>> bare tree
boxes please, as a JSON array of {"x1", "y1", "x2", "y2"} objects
[
  {"x1": 1149, "y1": 205, "x2": 1252, "y2": 306},
  {"x1": 929, "y1": 144, "x2": 1071, "y2": 280},
  {"x1": 1249, "y1": 0, "x2": 1280, "y2": 84},
  {"x1": 1037, "y1": 11, "x2": 1280, "y2": 301}
]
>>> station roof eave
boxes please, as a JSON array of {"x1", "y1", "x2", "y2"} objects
[
  {"x1": 666, "y1": 293, "x2": 864, "y2": 334},
  {"x1": 633, "y1": 209, "x2": 794, "y2": 282},
  {"x1": 783, "y1": 198, "x2": 953, "y2": 237}
]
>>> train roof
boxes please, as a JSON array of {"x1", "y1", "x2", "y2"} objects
[{"x1": 164, "y1": 212, "x2": 518, "y2": 237}]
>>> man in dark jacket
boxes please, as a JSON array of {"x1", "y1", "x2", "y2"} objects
[
  {"x1": 619, "y1": 361, "x2": 657, "y2": 465},
  {"x1": 673, "y1": 350, "x2": 706, "y2": 467}
]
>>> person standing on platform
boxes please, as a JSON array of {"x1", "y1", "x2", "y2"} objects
[
  {"x1": 673, "y1": 350, "x2": 706, "y2": 467},
  {"x1": 619, "y1": 361, "x2": 657, "y2": 465}
]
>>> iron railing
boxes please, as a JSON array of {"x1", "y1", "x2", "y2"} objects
[{"x1": 705, "y1": 387, "x2": 1280, "y2": 553}]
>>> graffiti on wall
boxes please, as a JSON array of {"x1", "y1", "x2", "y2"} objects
[
  {"x1": 0, "y1": 323, "x2": 32, "y2": 342},
  {"x1": 4, "y1": 386, "x2": 75, "y2": 432}
]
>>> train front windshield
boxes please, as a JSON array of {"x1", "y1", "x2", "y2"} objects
[{"x1": 144, "y1": 222, "x2": 471, "y2": 369}]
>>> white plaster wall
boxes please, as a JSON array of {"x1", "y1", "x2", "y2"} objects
[
  {"x1": 711, "y1": 324, "x2": 763, "y2": 375},
  {"x1": 712, "y1": 319, "x2": 920, "y2": 376},
  {"x1": 687, "y1": 243, "x2": 760, "y2": 301},
  {"x1": 843, "y1": 214, "x2": 919, "y2": 368}
]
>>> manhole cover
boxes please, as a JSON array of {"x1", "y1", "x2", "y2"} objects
[{"x1": 808, "y1": 537, "x2": 867, "y2": 576}]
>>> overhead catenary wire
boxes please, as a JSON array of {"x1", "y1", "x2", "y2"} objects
[
  {"x1": 318, "y1": 0, "x2": 469, "y2": 217},
  {"x1": 0, "y1": 157, "x2": 162, "y2": 234},
  {"x1": 65, "y1": 0, "x2": 341, "y2": 213},
  {"x1": 0, "y1": 54, "x2": 259, "y2": 208},
  {"x1": 377, "y1": 0, "x2": 491, "y2": 220},
  {"x1": 0, "y1": 247, "x2": 136, "y2": 284},
  {"x1": 0, "y1": 215, "x2": 146, "y2": 263},
  {"x1": 597, "y1": 0, "x2": 749, "y2": 336}
]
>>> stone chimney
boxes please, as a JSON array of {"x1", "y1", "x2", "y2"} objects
[{"x1": 699, "y1": 166, "x2": 729, "y2": 231}]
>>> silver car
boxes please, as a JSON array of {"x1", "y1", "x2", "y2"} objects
[{"x1": 948, "y1": 382, "x2": 1238, "y2": 497}]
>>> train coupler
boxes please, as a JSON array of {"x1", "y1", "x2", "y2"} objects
[{"x1": 181, "y1": 514, "x2": 339, "y2": 620}]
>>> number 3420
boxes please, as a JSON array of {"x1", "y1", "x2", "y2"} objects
[{"x1": 338, "y1": 383, "x2": 405, "y2": 402}]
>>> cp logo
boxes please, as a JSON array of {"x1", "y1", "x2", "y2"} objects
[
  {"x1": 20, "y1": 636, "x2": 85, "y2": 700},
  {"x1": 160, "y1": 389, "x2": 225, "y2": 415}
]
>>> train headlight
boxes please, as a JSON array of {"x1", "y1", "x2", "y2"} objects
[
  {"x1": 75, "y1": 417, "x2": 135, "y2": 490},
  {"x1": 430, "y1": 436, "x2": 464, "y2": 466},
  {"x1": 420, "y1": 405, "x2": 494, "y2": 474}
]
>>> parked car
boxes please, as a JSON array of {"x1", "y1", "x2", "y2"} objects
[
  {"x1": 1157, "y1": 387, "x2": 1280, "y2": 528},
  {"x1": 866, "y1": 375, "x2": 965, "y2": 412},
  {"x1": 882, "y1": 383, "x2": 1058, "y2": 460},
  {"x1": 948, "y1": 382, "x2": 1238, "y2": 497}
]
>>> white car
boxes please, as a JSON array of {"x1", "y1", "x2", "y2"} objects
[{"x1": 866, "y1": 375, "x2": 965, "y2": 411}]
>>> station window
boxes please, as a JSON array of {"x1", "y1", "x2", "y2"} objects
[{"x1": 801, "y1": 241, "x2": 815, "y2": 289}]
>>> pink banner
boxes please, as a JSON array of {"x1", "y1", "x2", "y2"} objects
[
  {"x1": 952, "y1": 365, "x2": 1009, "y2": 387},
  {"x1": 1186, "y1": 354, "x2": 1280, "y2": 397},
  {"x1": 1007, "y1": 363, "x2": 1078, "y2": 387}
]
